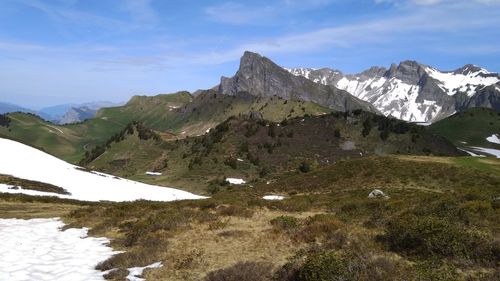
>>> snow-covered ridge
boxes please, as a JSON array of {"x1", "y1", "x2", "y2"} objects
[
  {"x1": 286, "y1": 63, "x2": 500, "y2": 123},
  {"x1": 425, "y1": 67, "x2": 499, "y2": 97},
  {"x1": 0, "y1": 138, "x2": 206, "y2": 202}
]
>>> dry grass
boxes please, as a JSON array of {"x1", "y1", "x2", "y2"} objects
[
  {"x1": 0, "y1": 201, "x2": 82, "y2": 219},
  {"x1": 143, "y1": 210, "x2": 315, "y2": 281}
]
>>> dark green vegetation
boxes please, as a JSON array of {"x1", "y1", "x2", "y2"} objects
[
  {"x1": 429, "y1": 107, "x2": 500, "y2": 148},
  {"x1": 0, "y1": 114, "x2": 10, "y2": 127},
  {"x1": 84, "y1": 110, "x2": 463, "y2": 194},
  {"x1": 3, "y1": 155, "x2": 497, "y2": 280},
  {"x1": 0, "y1": 174, "x2": 69, "y2": 194}
]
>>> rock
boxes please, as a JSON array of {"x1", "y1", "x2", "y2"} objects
[
  {"x1": 368, "y1": 189, "x2": 389, "y2": 199},
  {"x1": 218, "y1": 51, "x2": 378, "y2": 113}
]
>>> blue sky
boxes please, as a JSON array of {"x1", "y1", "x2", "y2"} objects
[{"x1": 0, "y1": 0, "x2": 499, "y2": 108}]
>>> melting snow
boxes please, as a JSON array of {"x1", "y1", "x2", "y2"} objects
[
  {"x1": 145, "y1": 171, "x2": 162, "y2": 176},
  {"x1": 262, "y1": 195, "x2": 285, "y2": 201},
  {"x1": 486, "y1": 134, "x2": 500, "y2": 145},
  {"x1": 458, "y1": 148, "x2": 485, "y2": 157},
  {"x1": 0, "y1": 138, "x2": 206, "y2": 202},
  {"x1": 225, "y1": 178, "x2": 246, "y2": 185},
  {"x1": 469, "y1": 146, "x2": 500, "y2": 158},
  {"x1": 126, "y1": 262, "x2": 163, "y2": 281},
  {"x1": 0, "y1": 218, "x2": 118, "y2": 281}
]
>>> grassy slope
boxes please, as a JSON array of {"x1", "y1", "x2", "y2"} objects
[
  {"x1": 0, "y1": 112, "x2": 126, "y2": 163},
  {"x1": 3, "y1": 155, "x2": 497, "y2": 280},
  {"x1": 429, "y1": 107, "x2": 500, "y2": 148},
  {"x1": 86, "y1": 111, "x2": 463, "y2": 194},
  {"x1": 0, "y1": 92, "x2": 331, "y2": 164}
]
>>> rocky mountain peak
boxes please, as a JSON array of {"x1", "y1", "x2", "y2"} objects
[
  {"x1": 218, "y1": 51, "x2": 378, "y2": 113},
  {"x1": 453, "y1": 64, "x2": 486, "y2": 75}
]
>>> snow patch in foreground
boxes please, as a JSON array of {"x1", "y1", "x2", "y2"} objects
[
  {"x1": 0, "y1": 138, "x2": 206, "y2": 202},
  {"x1": 0, "y1": 218, "x2": 118, "y2": 281},
  {"x1": 126, "y1": 262, "x2": 163, "y2": 281},
  {"x1": 486, "y1": 134, "x2": 500, "y2": 145},
  {"x1": 262, "y1": 195, "x2": 285, "y2": 201}
]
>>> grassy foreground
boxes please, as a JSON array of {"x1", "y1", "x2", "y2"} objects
[{"x1": 1, "y1": 155, "x2": 498, "y2": 280}]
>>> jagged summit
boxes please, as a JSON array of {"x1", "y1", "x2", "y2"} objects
[
  {"x1": 288, "y1": 59, "x2": 500, "y2": 122},
  {"x1": 217, "y1": 51, "x2": 378, "y2": 113}
]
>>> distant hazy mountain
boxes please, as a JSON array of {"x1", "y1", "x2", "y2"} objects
[
  {"x1": 287, "y1": 62, "x2": 500, "y2": 122},
  {"x1": 40, "y1": 101, "x2": 121, "y2": 124},
  {"x1": 0, "y1": 102, "x2": 33, "y2": 115}
]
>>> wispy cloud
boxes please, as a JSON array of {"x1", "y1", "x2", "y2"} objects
[
  {"x1": 18, "y1": 0, "x2": 126, "y2": 30},
  {"x1": 205, "y1": 0, "x2": 333, "y2": 25}
]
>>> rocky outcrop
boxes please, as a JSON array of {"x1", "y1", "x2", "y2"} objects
[{"x1": 218, "y1": 52, "x2": 379, "y2": 113}]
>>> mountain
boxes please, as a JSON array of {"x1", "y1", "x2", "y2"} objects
[
  {"x1": 58, "y1": 106, "x2": 97, "y2": 124},
  {"x1": 0, "y1": 102, "x2": 52, "y2": 120},
  {"x1": 217, "y1": 51, "x2": 379, "y2": 113},
  {"x1": 40, "y1": 101, "x2": 121, "y2": 124},
  {"x1": 83, "y1": 111, "x2": 464, "y2": 193},
  {"x1": 0, "y1": 137, "x2": 204, "y2": 202},
  {"x1": 0, "y1": 102, "x2": 33, "y2": 115},
  {"x1": 287, "y1": 62, "x2": 500, "y2": 122}
]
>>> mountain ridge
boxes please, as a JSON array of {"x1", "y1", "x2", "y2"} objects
[
  {"x1": 217, "y1": 51, "x2": 379, "y2": 114},
  {"x1": 287, "y1": 60, "x2": 500, "y2": 122}
]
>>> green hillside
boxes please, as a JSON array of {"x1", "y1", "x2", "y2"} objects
[
  {"x1": 0, "y1": 112, "x2": 125, "y2": 163},
  {"x1": 429, "y1": 107, "x2": 500, "y2": 148},
  {"x1": 84, "y1": 111, "x2": 463, "y2": 194},
  {"x1": 0, "y1": 91, "x2": 332, "y2": 164}
]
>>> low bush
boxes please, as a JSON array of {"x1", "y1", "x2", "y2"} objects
[{"x1": 204, "y1": 261, "x2": 274, "y2": 281}]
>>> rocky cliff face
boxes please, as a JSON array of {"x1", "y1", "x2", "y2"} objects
[
  {"x1": 217, "y1": 52, "x2": 378, "y2": 113},
  {"x1": 287, "y1": 62, "x2": 500, "y2": 122}
]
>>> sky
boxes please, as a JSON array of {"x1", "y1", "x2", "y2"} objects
[{"x1": 0, "y1": 0, "x2": 499, "y2": 109}]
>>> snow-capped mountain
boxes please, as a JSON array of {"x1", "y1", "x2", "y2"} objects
[{"x1": 287, "y1": 62, "x2": 500, "y2": 122}]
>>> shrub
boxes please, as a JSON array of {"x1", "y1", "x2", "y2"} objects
[
  {"x1": 268, "y1": 123, "x2": 277, "y2": 138},
  {"x1": 299, "y1": 162, "x2": 311, "y2": 173},
  {"x1": 204, "y1": 262, "x2": 274, "y2": 281},
  {"x1": 270, "y1": 216, "x2": 300, "y2": 231},
  {"x1": 0, "y1": 114, "x2": 11, "y2": 127},
  {"x1": 294, "y1": 214, "x2": 342, "y2": 243},
  {"x1": 385, "y1": 214, "x2": 475, "y2": 258},
  {"x1": 334, "y1": 129, "x2": 341, "y2": 138},
  {"x1": 361, "y1": 119, "x2": 372, "y2": 137},
  {"x1": 298, "y1": 251, "x2": 353, "y2": 281},
  {"x1": 224, "y1": 157, "x2": 238, "y2": 169}
]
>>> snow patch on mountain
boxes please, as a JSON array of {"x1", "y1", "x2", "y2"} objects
[
  {"x1": 335, "y1": 76, "x2": 441, "y2": 122},
  {"x1": 469, "y1": 146, "x2": 500, "y2": 158},
  {"x1": 0, "y1": 138, "x2": 206, "y2": 202},
  {"x1": 425, "y1": 67, "x2": 499, "y2": 97},
  {"x1": 287, "y1": 63, "x2": 500, "y2": 123},
  {"x1": 486, "y1": 134, "x2": 500, "y2": 145}
]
